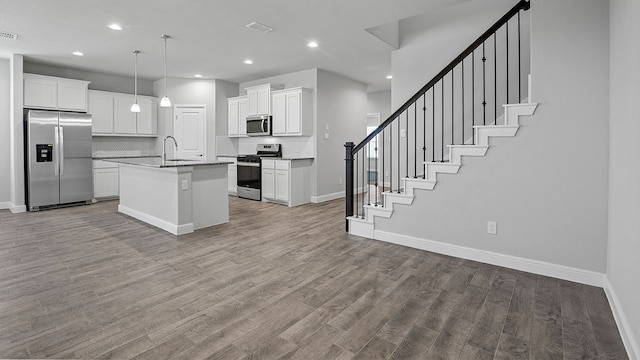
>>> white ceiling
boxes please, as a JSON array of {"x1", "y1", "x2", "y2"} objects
[{"x1": 0, "y1": 0, "x2": 470, "y2": 92}]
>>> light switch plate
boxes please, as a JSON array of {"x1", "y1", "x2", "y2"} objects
[
  {"x1": 487, "y1": 221, "x2": 497, "y2": 235},
  {"x1": 324, "y1": 132, "x2": 329, "y2": 140}
]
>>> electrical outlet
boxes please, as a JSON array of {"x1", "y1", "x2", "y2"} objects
[
  {"x1": 324, "y1": 132, "x2": 329, "y2": 140},
  {"x1": 487, "y1": 221, "x2": 497, "y2": 235},
  {"x1": 181, "y1": 180, "x2": 189, "y2": 191},
  {"x1": 338, "y1": 177, "x2": 343, "y2": 184},
  {"x1": 400, "y1": 129, "x2": 406, "y2": 138}
]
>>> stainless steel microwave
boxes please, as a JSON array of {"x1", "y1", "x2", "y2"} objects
[{"x1": 246, "y1": 115, "x2": 271, "y2": 136}]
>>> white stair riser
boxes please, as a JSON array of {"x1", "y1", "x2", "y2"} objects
[
  {"x1": 403, "y1": 178, "x2": 436, "y2": 196},
  {"x1": 447, "y1": 145, "x2": 489, "y2": 164},
  {"x1": 348, "y1": 217, "x2": 374, "y2": 238},
  {"x1": 503, "y1": 103, "x2": 538, "y2": 126},
  {"x1": 474, "y1": 126, "x2": 519, "y2": 146},
  {"x1": 424, "y1": 163, "x2": 461, "y2": 181}
]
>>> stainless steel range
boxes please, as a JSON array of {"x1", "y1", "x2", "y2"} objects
[{"x1": 236, "y1": 144, "x2": 281, "y2": 201}]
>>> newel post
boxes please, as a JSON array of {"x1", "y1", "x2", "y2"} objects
[{"x1": 344, "y1": 142, "x2": 354, "y2": 232}]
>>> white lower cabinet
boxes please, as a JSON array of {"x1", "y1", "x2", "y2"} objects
[
  {"x1": 261, "y1": 159, "x2": 312, "y2": 206},
  {"x1": 217, "y1": 157, "x2": 238, "y2": 195},
  {"x1": 93, "y1": 160, "x2": 119, "y2": 199}
]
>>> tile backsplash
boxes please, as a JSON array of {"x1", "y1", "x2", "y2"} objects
[
  {"x1": 217, "y1": 136, "x2": 315, "y2": 158},
  {"x1": 92, "y1": 137, "x2": 157, "y2": 158}
]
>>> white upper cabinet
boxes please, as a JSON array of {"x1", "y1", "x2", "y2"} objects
[
  {"x1": 88, "y1": 90, "x2": 157, "y2": 137},
  {"x1": 136, "y1": 98, "x2": 156, "y2": 135},
  {"x1": 88, "y1": 91, "x2": 114, "y2": 134},
  {"x1": 24, "y1": 74, "x2": 90, "y2": 112},
  {"x1": 245, "y1": 83, "x2": 282, "y2": 116},
  {"x1": 227, "y1": 96, "x2": 248, "y2": 137},
  {"x1": 271, "y1": 87, "x2": 313, "y2": 136}
]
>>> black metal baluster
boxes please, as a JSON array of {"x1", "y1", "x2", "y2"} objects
[
  {"x1": 367, "y1": 143, "x2": 370, "y2": 206},
  {"x1": 472, "y1": 50, "x2": 475, "y2": 144},
  {"x1": 381, "y1": 128, "x2": 385, "y2": 203},
  {"x1": 406, "y1": 110, "x2": 409, "y2": 178},
  {"x1": 518, "y1": 10, "x2": 522, "y2": 103},
  {"x1": 482, "y1": 42, "x2": 487, "y2": 125},
  {"x1": 462, "y1": 58, "x2": 465, "y2": 145},
  {"x1": 355, "y1": 150, "x2": 358, "y2": 217},
  {"x1": 451, "y1": 69, "x2": 454, "y2": 147},
  {"x1": 494, "y1": 32, "x2": 497, "y2": 125},
  {"x1": 441, "y1": 80, "x2": 444, "y2": 162},
  {"x1": 374, "y1": 137, "x2": 378, "y2": 206},
  {"x1": 390, "y1": 118, "x2": 393, "y2": 193},
  {"x1": 397, "y1": 118, "x2": 401, "y2": 192},
  {"x1": 362, "y1": 146, "x2": 369, "y2": 215},
  {"x1": 413, "y1": 100, "x2": 418, "y2": 179},
  {"x1": 432, "y1": 89, "x2": 435, "y2": 162},
  {"x1": 506, "y1": 19, "x2": 509, "y2": 105},
  {"x1": 423, "y1": 94, "x2": 426, "y2": 179}
]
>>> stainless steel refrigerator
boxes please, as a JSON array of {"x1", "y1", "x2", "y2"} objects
[{"x1": 24, "y1": 110, "x2": 93, "y2": 211}]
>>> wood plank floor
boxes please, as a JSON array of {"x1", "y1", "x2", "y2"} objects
[{"x1": 0, "y1": 197, "x2": 628, "y2": 359}]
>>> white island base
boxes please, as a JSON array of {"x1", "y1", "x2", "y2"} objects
[{"x1": 117, "y1": 163, "x2": 229, "y2": 235}]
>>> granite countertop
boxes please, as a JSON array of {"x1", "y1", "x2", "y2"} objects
[
  {"x1": 93, "y1": 155, "x2": 158, "y2": 160},
  {"x1": 103, "y1": 157, "x2": 231, "y2": 168},
  {"x1": 278, "y1": 157, "x2": 315, "y2": 160}
]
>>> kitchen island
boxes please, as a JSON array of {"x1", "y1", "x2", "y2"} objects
[{"x1": 104, "y1": 157, "x2": 231, "y2": 235}]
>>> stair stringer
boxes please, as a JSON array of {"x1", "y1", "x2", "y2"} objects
[{"x1": 348, "y1": 103, "x2": 538, "y2": 238}]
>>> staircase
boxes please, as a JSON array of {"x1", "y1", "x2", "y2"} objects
[
  {"x1": 344, "y1": 0, "x2": 534, "y2": 238},
  {"x1": 348, "y1": 102, "x2": 537, "y2": 238}
]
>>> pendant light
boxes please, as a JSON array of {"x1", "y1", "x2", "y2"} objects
[
  {"x1": 160, "y1": 35, "x2": 172, "y2": 108},
  {"x1": 130, "y1": 50, "x2": 141, "y2": 113}
]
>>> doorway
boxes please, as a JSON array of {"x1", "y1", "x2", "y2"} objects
[{"x1": 174, "y1": 105, "x2": 206, "y2": 160}]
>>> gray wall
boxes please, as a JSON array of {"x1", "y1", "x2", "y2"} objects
[
  {"x1": 608, "y1": 0, "x2": 640, "y2": 353},
  {"x1": 23, "y1": 62, "x2": 155, "y2": 96},
  {"x1": 367, "y1": 90, "x2": 392, "y2": 121},
  {"x1": 377, "y1": 0, "x2": 610, "y2": 273},
  {"x1": 153, "y1": 78, "x2": 219, "y2": 160},
  {"x1": 391, "y1": 0, "x2": 526, "y2": 108},
  {"x1": 317, "y1": 69, "x2": 367, "y2": 198},
  {"x1": 0, "y1": 59, "x2": 10, "y2": 205}
]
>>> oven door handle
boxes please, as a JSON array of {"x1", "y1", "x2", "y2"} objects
[{"x1": 237, "y1": 162, "x2": 260, "y2": 168}]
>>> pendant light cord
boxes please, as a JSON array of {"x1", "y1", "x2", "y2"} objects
[
  {"x1": 163, "y1": 35, "x2": 168, "y2": 97},
  {"x1": 133, "y1": 50, "x2": 138, "y2": 104}
]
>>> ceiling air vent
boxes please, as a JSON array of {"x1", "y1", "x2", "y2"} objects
[
  {"x1": 0, "y1": 31, "x2": 18, "y2": 40},
  {"x1": 246, "y1": 22, "x2": 274, "y2": 33}
]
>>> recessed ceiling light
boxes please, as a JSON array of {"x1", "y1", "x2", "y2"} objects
[
  {"x1": 108, "y1": 24, "x2": 123, "y2": 31},
  {"x1": 307, "y1": 41, "x2": 319, "y2": 48},
  {"x1": 386, "y1": 75, "x2": 393, "y2": 79},
  {"x1": 194, "y1": 74, "x2": 203, "y2": 78},
  {"x1": 244, "y1": 59, "x2": 253, "y2": 65},
  {"x1": 72, "y1": 51, "x2": 84, "y2": 56}
]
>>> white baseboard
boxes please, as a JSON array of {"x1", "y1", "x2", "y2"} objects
[
  {"x1": 9, "y1": 203, "x2": 27, "y2": 213},
  {"x1": 311, "y1": 191, "x2": 345, "y2": 203},
  {"x1": 604, "y1": 278, "x2": 640, "y2": 360},
  {"x1": 373, "y1": 230, "x2": 605, "y2": 287},
  {"x1": 118, "y1": 204, "x2": 194, "y2": 235}
]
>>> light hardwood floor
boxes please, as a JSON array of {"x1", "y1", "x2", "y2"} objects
[{"x1": 0, "y1": 197, "x2": 628, "y2": 359}]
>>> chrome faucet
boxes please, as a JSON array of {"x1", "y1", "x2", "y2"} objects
[{"x1": 163, "y1": 135, "x2": 178, "y2": 161}]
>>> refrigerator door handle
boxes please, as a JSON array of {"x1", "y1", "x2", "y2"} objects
[
  {"x1": 54, "y1": 126, "x2": 60, "y2": 176},
  {"x1": 59, "y1": 126, "x2": 64, "y2": 176}
]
